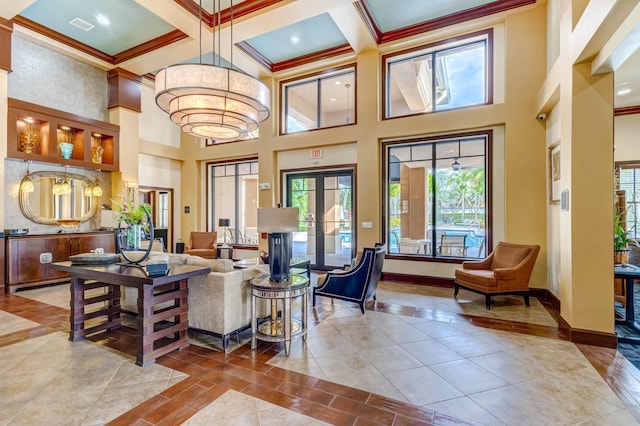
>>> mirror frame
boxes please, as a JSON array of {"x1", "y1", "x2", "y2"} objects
[{"x1": 19, "y1": 171, "x2": 98, "y2": 225}]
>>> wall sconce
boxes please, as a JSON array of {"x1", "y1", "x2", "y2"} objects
[
  {"x1": 52, "y1": 178, "x2": 62, "y2": 195},
  {"x1": 60, "y1": 177, "x2": 71, "y2": 195},
  {"x1": 20, "y1": 160, "x2": 35, "y2": 193},
  {"x1": 53, "y1": 166, "x2": 71, "y2": 195},
  {"x1": 92, "y1": 169, "x2": 103, "y2": 196}
]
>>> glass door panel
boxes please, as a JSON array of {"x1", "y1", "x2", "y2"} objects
[
  {"x1": 287, "y1": 170, "x2": 354, "y2": 270},
  {"x1": 323, "y1": 175, "x2": 352, "y2": 268},
  {"x1": 290, "y1": 177, "x2": 316, "y2": 266}
]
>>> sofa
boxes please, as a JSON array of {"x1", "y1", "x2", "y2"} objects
[{"x1": 121, "y1": 253, "x2": 269, "y2": 352}]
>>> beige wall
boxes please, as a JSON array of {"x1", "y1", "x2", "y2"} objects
[
  {"x1": 503, "y1": 4, "x2": 548, "y2": 287},
  {"x1": 540, "y1": 0, "x2": 620, "y2": 334},
  {"x1": 139, "y1": 81, "x2": 181, "y2": 149},
  {"x1": 169, "y1": 4, "x2": 548, "y2": 287},
  {"x1": 614, "y1": 114, "x2": 640, "y2": 161}
]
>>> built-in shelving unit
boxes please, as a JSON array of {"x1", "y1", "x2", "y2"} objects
[{"x1": 7, "y1": 98, "x2": 119, "y2": 171}]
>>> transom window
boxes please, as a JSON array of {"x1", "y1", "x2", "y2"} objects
[
  {"x1": 383, "y1": 29, "x2": 492, "y2": 119},
  {"x1": 281, "y1": 66, "x2": 356, "y2": 134},
  {"x1": 208, "y1": 160, "x2": 259, "y2": 246},
  {"x1": 383, "y1": 132, "x2": 490, "y2": 260}
]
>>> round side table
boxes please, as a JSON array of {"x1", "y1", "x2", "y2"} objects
[{"x1": 250, "y1": 274, "x2": 309, "y2": 356}]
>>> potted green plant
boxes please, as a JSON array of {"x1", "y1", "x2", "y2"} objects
[
  {"x1": 112, "y1": 199, "x2": 151, "y2": 250},
  {"x1": 614, "y1": 211, "x2": 639, "y2": 264}
]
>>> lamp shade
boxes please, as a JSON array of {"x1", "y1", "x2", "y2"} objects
[
  {"x1": 258, "y1": 208, "x2": 299, "y2": 233},
  {"x1": 218, "y1": 218, "x2": 232, "y2": 227}
]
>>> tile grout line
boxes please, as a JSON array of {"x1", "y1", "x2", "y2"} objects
[{"x1": 1, "y1": 286, "x2": 637, "y2": 424}]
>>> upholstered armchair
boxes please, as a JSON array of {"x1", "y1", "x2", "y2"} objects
[
  {"x1": 184, "y1": 231, "x2": 218, "y2": 259},
  {"x1": 313, "y1": 244, "x2": 386, "y2": 314},
  {"x1": 454, "y1": 241, "x2": 540, "y2": 310}
]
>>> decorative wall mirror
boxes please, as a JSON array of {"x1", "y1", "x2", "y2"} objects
[{"x1": 19, "y1": 171, "x2": 98, "y2": 224}]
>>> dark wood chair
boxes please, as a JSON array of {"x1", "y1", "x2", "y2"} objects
[{"x1": 313, "y1": 244, "x2": 386, "y2": 314}]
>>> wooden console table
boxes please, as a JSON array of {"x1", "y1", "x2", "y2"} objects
[{"x1": 50, "y1": 261, "x2": 209, "y2": 366}]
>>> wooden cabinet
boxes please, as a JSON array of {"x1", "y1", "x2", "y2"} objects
[
  {"x1": 5, "y1": 231, "x2": 116, "y2": 292},
  {"x1": 7, "y1": 98, "x2": 119, "y2": 171}
]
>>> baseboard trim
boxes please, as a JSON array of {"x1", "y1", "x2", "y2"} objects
[
  {"x1": 570, "y1": 328, "x2": 618, "y2": 348},
  {"x1": 532, "y1": 289, "x2": 616, "y2": 348},
  {"x1": 381, "y1": 272, "x2": 454, "y2": 287},
  {"x1": 381, "y1": 275, "x2": 617, "y2": 348}
]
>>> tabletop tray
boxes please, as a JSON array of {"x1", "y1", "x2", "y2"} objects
[{"x1": 69, "y1": 252, "x2": 120, "y2": 265}]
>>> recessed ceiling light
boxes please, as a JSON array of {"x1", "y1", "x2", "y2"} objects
[
  {"x1": 335, "y1": 81, "x2": 341, "y2": 85},
  {"x1": 290, "y1": 35, "x2": 300, "y2": 44},
  {"x1": 617, "y1": 88, "x2": 632, "y2": 96},
  {"x1": 330, "y1": 98, "x2": 336, "y2": 102},
  {"x1": 96, "y1": 14, "x2": 110, "y2": 26}
]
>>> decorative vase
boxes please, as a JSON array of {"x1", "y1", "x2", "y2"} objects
[
  {"x1": 91, "y1": 145, "x2": 104, "y2": 164},
  {"x1": 20, "y1": 132, "x2": 38, "y2": 154},
  {"x1": 59, "y1": 142, "x2": 74, "y2": 159},
  {"x1": 615, "y1": 249, "x2": 630, "y2": 265},
  {"x1": 127, "y1": 224, "x2": 143, "y2": 250}
]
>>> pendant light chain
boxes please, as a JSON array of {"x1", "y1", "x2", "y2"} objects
[
  {"x1": 217, "y1": 0, "x2": 221, "y2": 67},
  {"x1": 198, "y1": 0, "x2": 203, "y2": 64}
]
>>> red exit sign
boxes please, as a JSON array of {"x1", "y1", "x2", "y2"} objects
[{"x1": 311, "y1": 148, "x2": 323, "y2": 159}]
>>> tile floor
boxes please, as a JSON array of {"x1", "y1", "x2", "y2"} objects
[{"x1": 0, "y1": 278, "x2": 639, "y2": 425}]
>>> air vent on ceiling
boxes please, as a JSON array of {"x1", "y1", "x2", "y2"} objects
[{"x1": 69, "y1": 17, "x2": 95, "y2": 32}]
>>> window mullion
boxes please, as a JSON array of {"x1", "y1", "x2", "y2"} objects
[
  {"x1": 431, "y1": 142, "x2": 437, "y2": 256},
  {"x1": 431, "y1": 52, "x2": 437, "y2": 112},
  {"x1": 316, "y1": 79, "x2": 322, "y2": 129}
]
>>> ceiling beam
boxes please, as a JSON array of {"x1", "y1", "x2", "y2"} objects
[
  {"x1": 328, "y1": 2, "x2": 376, "y2": 54},
  {"x1": 592, "y1": 2, "x2": 640, "y2": 74},
  {"x1": 0, "y1": 0, "x2": 36, "y2": 20}
]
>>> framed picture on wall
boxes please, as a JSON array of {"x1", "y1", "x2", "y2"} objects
[{"x1": 549, "y1": 140, "x2": 561, "y2": 204}]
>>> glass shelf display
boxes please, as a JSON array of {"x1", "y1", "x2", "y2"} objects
[
  {"x1": 17, "y1": 115, "x2": 48, "y2": 155},
  {"x1": 7, "y1": 98, "x2": 119, "y2": 171}
]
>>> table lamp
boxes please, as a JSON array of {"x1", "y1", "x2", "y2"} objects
[
  {"x1": 258, "y1": 207, "x2": 299, "y2": 282},
  {"x1": 218, "y1": 218, "x2": 231, "y2": 247}
]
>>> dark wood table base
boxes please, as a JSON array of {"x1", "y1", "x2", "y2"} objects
[
  {"x1": 70, "y1": 277, "x2": 190, "y2": 366},
  {"x1": 53, "y1": 262, "x2": 209, "y2": 367}
]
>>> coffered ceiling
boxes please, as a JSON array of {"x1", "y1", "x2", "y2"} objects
[{"x1": 1, "y1": 0, "x2": 640, "y2": 108}]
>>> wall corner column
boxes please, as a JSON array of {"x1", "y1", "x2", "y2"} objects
[
  {"x1": 0, "y1": 18, "x2": 12, "y2": 230},
  {"x1": 107, "y1": 68, "x2": 142, "y2": 200}
]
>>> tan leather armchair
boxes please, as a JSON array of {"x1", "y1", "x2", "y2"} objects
[
  {"x1": 454, "y1": 241, "x2": 540, "y2": 310},
  {"x1": 184, "y1": 232, "x2": 218, "y2": 259}
]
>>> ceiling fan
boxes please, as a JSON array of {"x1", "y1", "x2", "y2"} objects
[{"x1": 451, "y1": 158, "x2": 462, "y2": 171}]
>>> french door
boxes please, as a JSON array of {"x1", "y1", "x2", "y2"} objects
[{"x1": 286, "y1": 170, "x2": 354, "y2": 271}]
